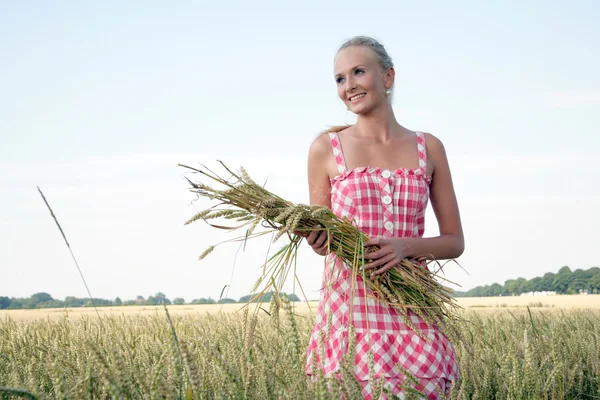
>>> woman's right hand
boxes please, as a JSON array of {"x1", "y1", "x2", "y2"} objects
[
  {"x1": 295, "y1": 229, "x2": 330, "y2": 256},
  {"x1": 309, "y1": 229, "x2": 331, "y2": 256}
]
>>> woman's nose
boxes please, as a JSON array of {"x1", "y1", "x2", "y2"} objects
[{"x1": 345, "y1": 77, "x2": 356, "y2": 92}]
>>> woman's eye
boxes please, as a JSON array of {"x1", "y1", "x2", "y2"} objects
[
  {"x1": 354, "y1": 69, "x2": 364, "y2": 75},
  {"x1": 336, "y1": 77, "x2": 344, "y2": 84}
]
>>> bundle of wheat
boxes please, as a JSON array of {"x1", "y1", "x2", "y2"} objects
[{"x1": 180, "y1": 161, "x2": 462, "y2": 339}]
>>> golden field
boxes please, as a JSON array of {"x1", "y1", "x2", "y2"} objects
[
  {"x1": 1, "y1": 294, "x2": 599, "y2": 322},
  {"x1": 1, "y1": 295, "x2": 599, "y2": 398}
]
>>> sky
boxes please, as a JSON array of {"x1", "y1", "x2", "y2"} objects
[{"x1": 1, "y1": 1, "x2": 599, "y2": 303}]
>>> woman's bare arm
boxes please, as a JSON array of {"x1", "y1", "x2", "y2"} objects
[
  {"x1": 363, "y1": 133, "x2": 464, "y2": 272},
  {"x1": 403, "y1": 133, "x2": 465, "y2": 260},
  {"x1": 307, "y1": 133, "x2": 333, "y2": 209},
  {"x1": 301, "y1": 134, "x2": 334, "y2": 255}
]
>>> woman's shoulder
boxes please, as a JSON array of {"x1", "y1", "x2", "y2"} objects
[
  {"x1": 309, "y1": 131, "x2": 332, "y2": 156},
  {"x1": 421, "y1": 132, "x2": 449, "y2": 176},
  {"x1": 421, "y1": 132, "x2": 446, "y2": 156},
  {"x1": 322, "y1": 124, "x2": 354, "y2": 137},
  {"x1": 309, "y1": 125, "x2": 353, "y2": 154},
  {"x1": 417, "y1": 131, "x2": 437, "y2": 143}
]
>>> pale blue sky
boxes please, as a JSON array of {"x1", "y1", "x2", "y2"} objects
[{"x1": 1, "y1": 1, "x2": 598, "y2": 302}]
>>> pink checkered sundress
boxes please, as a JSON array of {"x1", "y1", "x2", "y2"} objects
[{"x1": 305, "y1": 130, "x2": 459, "y2": 399}]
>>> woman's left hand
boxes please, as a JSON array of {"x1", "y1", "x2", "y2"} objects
[{"x1": 363, "y1": 237, "x2": 411, "y2": 275}]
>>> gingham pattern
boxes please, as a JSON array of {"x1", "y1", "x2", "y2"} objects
[
  {"x1": 354, "y1": 376, "x2": 451, "y2": 400},
  {"x1": 305, "y1": 131, "x2": 458, "y2": 399}
]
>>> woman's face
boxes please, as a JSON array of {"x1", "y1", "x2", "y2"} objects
[{"x1": 334, "y1": 46, "x2": 391, "y2": 115}]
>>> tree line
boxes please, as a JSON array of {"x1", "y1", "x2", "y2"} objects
[
  {"x1": 0, "y1": 291, "x2": 301, "y2": 310},
  {"x1": 454, "y1": 266, "x2": 600, "y2": 297},
  {"x1": 6, "y1": 265, "x2": 597, "y2": 309}
]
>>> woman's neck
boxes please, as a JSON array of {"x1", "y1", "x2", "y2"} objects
[{"x1": 353, "y1": 104, "x2": 406, "y2": 142}]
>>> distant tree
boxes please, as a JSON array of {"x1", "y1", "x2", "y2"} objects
[
  {"x1": 453, "y1": 266, "x2": 599, "y2": 297},
  {"x1": 83, "y1": 298, "x2": 112, "y2": 307},
  {"x1": 136, "y1": 295, "x2": 144, "y2": 302},
  {"x1": 504, "y1": 279, "x2": 518, "y2": 296},
  {"x1": 238, "y1": 294, "x2": 252, "y2": 303},
  {"x1": 152, "y1": 293, "x2": 171, "y2": 305},
  {"x1": 64, "y1": 297, "x2": 85, "y2": 308},
  {"x1": 146, "y1": 296, "x2": 157, "y2": 305},
  {"x1": 114, "y1": 297, "x2": 122, "y2": 306},
  {"x1": 528, "y1": 277, "x2": 543, "y2": 292},
  {"x1": 238, "y1": 292, "x2": 300, "y2": 303},
  {"x1": 514, "y1": 278, "x2": 528, "y2": 295},
  {"x1": 38, "y1": 300, "x2": 65, "y2": 308},
  {"x1": 191, "y1": 298, "x2": 216, "y2": 304},
  {"x1": 591, "y1": 272, "x2": 600, "y2": 292},
  {"x1": 173, "y1": 297, "x2": 185, "y2": 305},
  {"x1": 287, "y1": 293, "x2": 301, "y2": 302},
  {"x1": 466, "y1": 286, "x2": 483, "y2": 297},
  {"x1": 489, "y1": 283, "x2": 504, "y2": 296},
  {"x1": 568, "y1": 269, "x2": 588, "y2": 294},
  {"x1": 540, "y1": 272, "x2": 556, "y2": 291},
  {"x1": 478, "y1": 285, "x2": 491, "y2": 296},
  {"x1": 0, "y1": 296, "x2": 11, "y2": 309},
  {"x1": 30, "y1": 292, "x2": 53, "y2": 305},
  {"x1": 7, "y1": 299, "x2": 27, "y2": 309},
  {"x1": 553, "y1": 266, "x2": 573, "y2": 293},
  {"x1": 217, "y1": 298, "x2": 237, "y2": 304},
  {"x1": 586, "y1": 267, "x2": 600, "y2": 279},
  {"x1": 558, "y1": 266, "x2": 572, "y2": 274},
  {"x1": 505, "y1": 278, "x2": 528, "y2": 295}
]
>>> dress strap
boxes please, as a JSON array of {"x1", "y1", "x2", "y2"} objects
[
  {"x1": 416, "y1": 131, "x2": 427, "y2": 171},
  {"x1": 328, "y1": 132, "x2": 347, "y2": 174}
]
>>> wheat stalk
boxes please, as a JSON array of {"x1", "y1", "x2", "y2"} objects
[{"x1": 179, "y1": 161, "x2": 463, "y2": 337}]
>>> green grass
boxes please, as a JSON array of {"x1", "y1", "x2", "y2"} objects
[{"x1": 1, "y1": 303, "x2": 599, "y2": 399}]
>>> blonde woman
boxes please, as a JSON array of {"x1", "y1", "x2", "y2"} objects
[{"x1": 303, "y1": 36, "x2": 464, "y2": 399}]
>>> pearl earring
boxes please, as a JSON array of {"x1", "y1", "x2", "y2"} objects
[{"x1": 386, "y1": 90, "x2": 391, "y2": 96}]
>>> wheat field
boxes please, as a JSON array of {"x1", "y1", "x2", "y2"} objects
[
  {"x1": 1, "y1": 294, "x2": 598, "y2": 323},
  {"x1": 1, "y1": 295, "x2": 599, "y2": 399}
]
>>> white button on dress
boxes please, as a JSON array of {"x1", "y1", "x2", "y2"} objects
[
  {"x1": 384, "y1": 221, "x2": 394, "y2": 231},
  {"x1": 382, "y1": 195, "x2": 392, "y2": 205},
  {"x1": 381, "y1": 170, "x2": 391, "y2": 178}
]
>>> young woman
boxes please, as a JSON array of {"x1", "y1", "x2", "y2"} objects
[{"x1": 303, "y1": 36, "x2": 464, "y2": 399}]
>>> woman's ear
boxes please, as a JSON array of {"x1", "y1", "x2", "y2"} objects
[{"x1": 385, "y1": 67, "x2": 395, "y2": 90}]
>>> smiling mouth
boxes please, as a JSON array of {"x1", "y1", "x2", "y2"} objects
[{"x1": 349, "y1": 93, "x2": 366, "y2": 102}]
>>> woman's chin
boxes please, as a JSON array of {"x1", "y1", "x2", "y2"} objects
[{"x1": 349, "y1": 103, "x2": 374, "y2": 115}]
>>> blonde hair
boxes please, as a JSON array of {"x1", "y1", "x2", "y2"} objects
[
  {"x1": 337, "y1": 36, "x2": 394, "y2": 72},
  {"x1": 319, "y1": 124, "x2": 351, "y2": 135}
]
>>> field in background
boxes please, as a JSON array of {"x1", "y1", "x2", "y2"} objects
[
  {"x1": 1, "y1": 299, "x2": 598, "y2": 399},
  {"x1": 457, "y1": 293, "x2": 600, "y2": 308},
  {"x1": 1, "y1": 294, "x2": 598, "y2": 322}
]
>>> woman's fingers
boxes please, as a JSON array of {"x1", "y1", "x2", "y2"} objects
[
  {"x1": 307, "y1": 230, "x2": 328, "y2": 247},
  {"x1": 364, "y1": 243, "x2": 391, "y2": 262},
  {"x1": 306, "y1": 229, "x2": 320, "y2": 245},
  {"x1": 302, "y1": 229, "x2": 329, "y2": 256},
  {"x1": 364, "y1": 248, "x2": 386, "y2": 260},
  {"x1": 313, "y1": 231, "x2": 328, "y2": 249},
  {"x1": 364, "y1": 237, "x2": 389, "y2": 260},
  {"x1": 316, "y1": 246, "x2": 329, "y2": 256},
  {"x1": 372, "y1": 259, "x2": 397, "y2": 276},
  {"x1": 364, "y1": 252, "x2": 396, "y2": 270}
]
